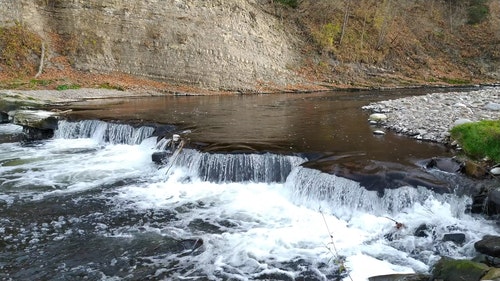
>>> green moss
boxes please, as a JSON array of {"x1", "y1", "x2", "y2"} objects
[
  {"x1": 450, "y1": 120, "x2": 500, "y2": 162},
  {"x1": 432, "y1": 257, "x2": 490, "y2": 281}
]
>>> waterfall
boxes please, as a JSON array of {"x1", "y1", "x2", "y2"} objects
[
  {"x1": 54, "y1": 120, "x2": 155, "y2": 145},
  {"x1": 286, "y1": 166, "x2": 470, "y2": 217},
  {"x1": 169, "y1": 148, "x2": 307, "y2": 183}
]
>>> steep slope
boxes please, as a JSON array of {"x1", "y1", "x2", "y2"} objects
[{"x1": 1, "y1": 0, "x2": 305, "y2": 92}]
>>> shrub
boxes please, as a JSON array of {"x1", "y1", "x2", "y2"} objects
[
  {"x1": 450, "y1": 120, "x2": 500, "y2": 162},
  {"x1": 0, "y1": 22, "x2": 42, "y2": 76},
  {"x1": 467, "y1": 0, "x2": 490, "y2": 25},
  {"x1": 275, "y1": 0, "x2": 298, "y2": 8}
]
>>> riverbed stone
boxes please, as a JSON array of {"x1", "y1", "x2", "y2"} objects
[
  {"x1": 431, "y1": 257, "x2": 490, "y2": 281},
  {"x1": 475, "y1": 235, "x2": 500, "y2": 258},
  {"x1": 485, "y1": 102, "x2": 500, "y2": 111},
  {"x1": 373, "y1": 130, "x2": 386, "y2": 135},
  {"x1": 453, "y1": 118, "x2": 473, "y2": 126},
  {"x1": 369, "y1": 113, "x2": 388, "y2": 122},
  {"x1": 491, "y1": 167, "x2": 500, "y2": 175},
  {"x1": 362, "y1": 88, "x2": 500, "y2": 144}
]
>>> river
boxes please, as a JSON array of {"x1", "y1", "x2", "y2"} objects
[{"x1": 0, "y1": 88, "x2": 498, "y2": 280}]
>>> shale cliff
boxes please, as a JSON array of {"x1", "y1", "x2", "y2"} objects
[
  {"x1": 1, "y1": 0, "x2": 303, "y2": 91},
  {"x1": 1, "y1": 0, "x2": 499, "y2": 92}
]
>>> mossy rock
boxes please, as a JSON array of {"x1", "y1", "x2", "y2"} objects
[
  {"x1": 482, "y1": 268, "x2": 500, "y2": 280},
  {"x1": 432, "y1": 257, "x2": 490, "y2": 281}
]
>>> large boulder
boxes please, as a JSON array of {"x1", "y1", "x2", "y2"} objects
[
  {"x1": 9, "y1": 110, "x2": 58, "y2": 130},
  {"x1": 475, "y1": 235, "x2": 500, "y2": 258}
]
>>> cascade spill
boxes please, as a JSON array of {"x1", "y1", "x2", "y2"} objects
[{"x1": 1, "y1": 108, "x2": 499, "y2": 280}]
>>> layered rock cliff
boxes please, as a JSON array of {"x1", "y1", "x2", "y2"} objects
[
  {"x1": 1, "y1": 0, "x2": 303, "y2": 91},
  {"x1": 1, "y1": 0, "x2": 499, "y2": 92}
]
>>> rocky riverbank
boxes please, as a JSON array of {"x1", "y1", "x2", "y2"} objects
[{"x1": 362, "y1": 86, "x2": 500, "y2": 144}]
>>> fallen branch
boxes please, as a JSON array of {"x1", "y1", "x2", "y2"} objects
[
  {"x1": 320, "y1": 209, "x2": 354, "y2": 281},
  {"x1": 384, "y1": 216, "x2": 406, "y2": 230}
]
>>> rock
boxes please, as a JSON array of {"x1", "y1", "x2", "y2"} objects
[
  {"x1": 0, "y1": 111, "x2": 8, "y2": 123},
  {"x1": 472, "y1": 253, "x2": 500, "y2": 268},
  {"x1": 482, "y1": 268, "x2": 500, "y2": 280},
  {"x1": 431, "y1": 257, "x2": 490, "y2": 281},
  {"x1": 368, "y1": 273, "x2": 430, "y2": 281},
  {"x1": 369, "y1": 113, "x2": 388, "y2": 122},
  {"x1": 475, "y1": 235, "x2": 500, "y2": 258},
  {"x1": 373, "y1": 130, "x2": 386, "y2": 135},
  {"x1": 443, "y1": 233, "x2": 466, "y2": 244},
  {"x1": 152, "y1": 151, "x2": 170, "y2": 164},
  {"x1": 453, "y1": 118, "x2": 473, "y2": 126},
  {"x1": 424, "y1": 157, "x2": 463, "y2": 173},
  {"x1": 486, "y1": 188, "x2": 500, "y2": 216},
  {"x1": 464, "y1": 160, "x2": 488, "y2": 179},
  {"x1": 485, "y1": 102, "x2": 500, "y2": 111},
  {"x1": 414, "y1": 224, "x2": 432, "y2": 237},
  {"x1": 490, "y1": 167, "x2": 500, "y2": 175},
  {"x1": 9, "y1": 110, "x2": 58, "y2": 130},
  {"x1": 301, "y1": 157, "x2": 452, "y2": 193}
]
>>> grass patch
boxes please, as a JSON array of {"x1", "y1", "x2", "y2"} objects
[
  {"x1": 56, "y1": 84, "x2": 81, "y2": 91},
  {"x1": 441, "y1": 77, "x2": 471, "y2": 85},
  {"x1": 450, "y1": 120, "x2": 500, "y2": 162}
]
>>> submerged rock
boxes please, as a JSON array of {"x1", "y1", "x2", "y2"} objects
[
  {"x1": 424, "y1": 157, "x2": 463, "y2": 173},
  {"x1": 302, "y1": 156, "x2": 452, "y2": 194},
  {"x1": 442, "y1": 233, "x2": 466, "y2": 245}
]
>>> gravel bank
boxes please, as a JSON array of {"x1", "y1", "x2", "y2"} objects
[{"x1": 362, "y1": 87, "x2": 500, "y2": 144}]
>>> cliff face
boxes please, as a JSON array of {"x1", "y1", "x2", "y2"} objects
[
  {"x1": 1, "y1": 0, "x2": 499, "y2": 91},
  {"x1": 2, "y1": 0, "x2": 303, "y2": 91}
]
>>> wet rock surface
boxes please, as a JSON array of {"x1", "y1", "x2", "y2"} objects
[
  {"x1": 475, "y1": 235, "x2": 500, "y2": 258},
  {"x1": 362, "y1": 87, "x2": 500, "y2": 144}
]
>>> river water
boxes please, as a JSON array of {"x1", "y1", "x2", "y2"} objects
[{"x1": 0, "y1": 89, "x2": 498, "y2": 280}]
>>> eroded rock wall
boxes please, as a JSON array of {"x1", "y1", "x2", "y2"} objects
[{"x1": 3, "y1": 0, "x2": 303, "y2": 91}]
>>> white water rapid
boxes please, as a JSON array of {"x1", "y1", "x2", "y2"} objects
[{"x1": 0, "y1": 121, "x2": 498, "y2": 281}]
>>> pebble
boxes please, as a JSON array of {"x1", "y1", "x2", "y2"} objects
[{"x1": 362, "y1": 87, "x2": 500, "y2": 144}]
